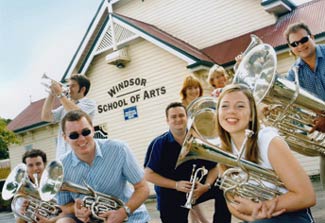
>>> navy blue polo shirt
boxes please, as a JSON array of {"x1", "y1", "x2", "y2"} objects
[{"x1": 145, "y1": 131, "x2": 216, "y2": 209}]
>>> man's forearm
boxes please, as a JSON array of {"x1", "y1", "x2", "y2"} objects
[
  {"x1": 59, "y1": 96, "x2": 80, "y2": 111},
  {"x1": 144, "y1": 168, "x2": 177, "y2": 189},
  {"x1": 125, "y1": 179, "x2": 149, "y2": 213},
  {"x1": 41, "y1": 94, "x2": 55, "y2": 121}
]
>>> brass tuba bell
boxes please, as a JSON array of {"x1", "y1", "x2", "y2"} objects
[
  {"x1": 2, "y1": 164, "x2": 39, "y2": 200},
  {"x1": 233, "y1": 37, "x2": 325, "y2": 157}
]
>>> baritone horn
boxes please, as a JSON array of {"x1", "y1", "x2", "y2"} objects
[
  {"x1": 176, "y1": 97, "x2": 286, "y2": 203},
  {"x1": 182, "y1": 164, "x2": 208, "y2": 209},
  {"x1": 2, "y1": 164, "x2": 62, "y2": 222},
  {"x1": 39, "y1": 160, "x2": 127, "y2": 222},
  {"x1": 41, "y1": 73, "x2": 70, "y2": 97}
]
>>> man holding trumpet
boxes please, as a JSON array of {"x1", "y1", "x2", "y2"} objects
[
  {"x1": 144, "y1": 102, "x2": 230, "y2": 223},
  {"x1": 41, "y1": 74, "x2": 96, "y2": 160}
]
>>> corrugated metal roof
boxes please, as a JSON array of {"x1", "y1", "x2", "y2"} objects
[
  {"x1": 7, "y1": 98, "x2": 60, "y2": 132},
  {"x1": 202, "y1": 0, "x2": 325, "y2": 66}
]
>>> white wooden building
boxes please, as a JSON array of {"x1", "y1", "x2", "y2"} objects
[{"x1": 8, "y1": 0, "x2": 325, "y2": 179}]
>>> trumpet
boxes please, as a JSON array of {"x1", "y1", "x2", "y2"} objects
[
  {"x1": 182, "y1": 164, "x2": 208, "y2": 209},
  {"x1": 2, "y1": 164, "x2": 62, "y2": 222},
  {"x1": 39, "y1": 160, "x2": 127, "y2": 222},
  {"x1": 41, "y1": 73, "x2": 70, "y2": 98}
]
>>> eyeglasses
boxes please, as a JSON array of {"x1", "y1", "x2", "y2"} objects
[
  {"x1": 289, "y1": 35, "x2": 310, "y2": 47},
  {"x1": 68, "y1": 128, "x2": 91, "y2": 140}
]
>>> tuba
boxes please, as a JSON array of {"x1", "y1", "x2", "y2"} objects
[
  {"x1": 176, "y1": 97, "x2": 286, "y2": 202},
  {"x1": 1, "y1": 164, "x2": 62, "y2": 222},
  {"x1": 39, "y1": 160, "x2": 127, "y2": 222},
  {"x1": 233, "y1": 37, "x2": 325, "y2": 157}
]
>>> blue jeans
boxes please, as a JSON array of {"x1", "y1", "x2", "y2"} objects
[{"x1": 244, "y1": 208, "x2": 314, "y2": 223}]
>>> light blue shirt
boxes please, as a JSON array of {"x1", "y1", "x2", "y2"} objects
[
  {"x1": 57, "y1": 139, "x2": 150, "y2": 222},
  {"x1": 287, "y1": 45, "x2": 325, "y2": 100}
]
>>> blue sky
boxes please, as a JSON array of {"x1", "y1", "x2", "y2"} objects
[
  {"x1": 0, "y1": 0, "x2": 102, "y2": 119},
  {"x1": 0, "y1": 0, "x2": 312, "y2": 120}
]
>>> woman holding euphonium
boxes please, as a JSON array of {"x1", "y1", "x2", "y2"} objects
[{"x1": 215, "y1": 84, "x2": 316, "y2": 223}]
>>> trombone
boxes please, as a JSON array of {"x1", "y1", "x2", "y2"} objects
[{"x1": 41, "y1": 73, "x2": 70, "y2": 98}]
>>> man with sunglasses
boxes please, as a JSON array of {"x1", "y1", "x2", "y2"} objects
[
  {"x1": 284, "y1": 22, "x2": 325, "y2": 188},
  {"x1": 55, "y1": 110, "x2": 150, "y2": 223},
  {"x1": 41, "y1": 74, "x2": 96, "y2": 160},
  {"x1": 285, "y1": 22, "x2": 325, "y2": 105}
]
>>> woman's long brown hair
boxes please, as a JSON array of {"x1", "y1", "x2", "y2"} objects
[{"x1": 216, "y1": 84, "x2": 260, "y2": 163}]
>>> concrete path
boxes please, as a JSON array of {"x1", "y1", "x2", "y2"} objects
[{"x1": 0, "y1": 178, "x2": 324, "y2": 222}]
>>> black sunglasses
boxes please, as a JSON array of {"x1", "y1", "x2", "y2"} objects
[
  {"x1": 289, "y1": 35, "x2": 310, "y2": 47},
  {"x1": 68, "y1": 128, "x2": 91, "y2": 140}
]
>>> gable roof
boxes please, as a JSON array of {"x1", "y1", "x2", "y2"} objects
[
  {"x1": 202, "y1": 0, "x2": 325, "y2": 67},
  {"x1": 61, "y1": 5, "x2": 215, "y2": 81},
  {"x1": 9, "y1": 0, "x2": 325, "y2": 133},
  {"x1": 113, "y1": 13, "x2": 214, "y2": 65},
  {"x1": 7, "y1": 98, "x2": 60, "y2": 133}
]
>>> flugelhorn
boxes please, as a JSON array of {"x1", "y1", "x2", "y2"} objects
[
  {"x1": 41, "y1": 73, "x2": 70, "y2": 97},
  {"x1": 2, "y1": 164, "x2": 62, "y2": 222},
  {"x1": 39, "y1": 160, "x2": 127, "y2": 222},
  {"x1": 182, "y1": 164, "x2": 208, "y2": 209}
]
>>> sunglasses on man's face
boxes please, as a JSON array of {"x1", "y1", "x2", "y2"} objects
[
  {"x1": 289, "y1": 35, "x2": 310, "y2": 48},
  {"x1": 68, "y1": 128, "x2": 91, "y2": 140}
]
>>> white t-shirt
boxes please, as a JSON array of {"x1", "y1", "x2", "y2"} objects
[{"x1": 231, "y1": 126, "x2": 287, "y2": 193}]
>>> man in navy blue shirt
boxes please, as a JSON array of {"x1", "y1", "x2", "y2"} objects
[
  {"x1": 284, "y1": 22, "x2": 325, "y2": 188},
  {"x1": 144, "y1": 102, "x2": 230, "y2": 223}
]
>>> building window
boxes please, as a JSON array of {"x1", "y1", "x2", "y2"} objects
[{"x1": 94, "y1": 125, "x2": 108, "y2": 139}]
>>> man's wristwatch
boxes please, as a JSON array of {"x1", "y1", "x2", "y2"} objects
[
  {"x1": 56, "y1": 92, "x2": 65, "y2": 99},
  {"x1": 123, "y1": 205, "x2": 132, "y2": 217}
]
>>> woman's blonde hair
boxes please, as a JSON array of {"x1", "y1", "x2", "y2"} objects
[
  {"x1": 216, "y1": 84, "x2": 260, "y2": 163},
  {"x1": 180, "y1": 75, "x2": 203, "y2": 100},
  {"x1": 208, "y1": 64, "x2": 228, "y2": 88}
]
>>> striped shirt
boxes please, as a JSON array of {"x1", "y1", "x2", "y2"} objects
[
  {"x1": 57, "y1": 139, "x2": 150, "y2": 222},
  {"x1": 287, "y1": 45, "x2": 325, "y2": 100}
]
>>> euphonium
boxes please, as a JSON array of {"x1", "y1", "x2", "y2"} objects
[
  {"x1": 182, "y1": 164, "x2": 208, "y2": 209},
  {"x1": 41, "y1": 73, "x2": 70, "y2": 98},
  {"x1": 176, "y1": 97, "x2": 286, "y2": 203},
  {"x1": 39, "y1": 160, "x2": 127, "y2": 222},
  {"x1": 2, "y1": 164, "x2": 62, "y2": 222}
]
